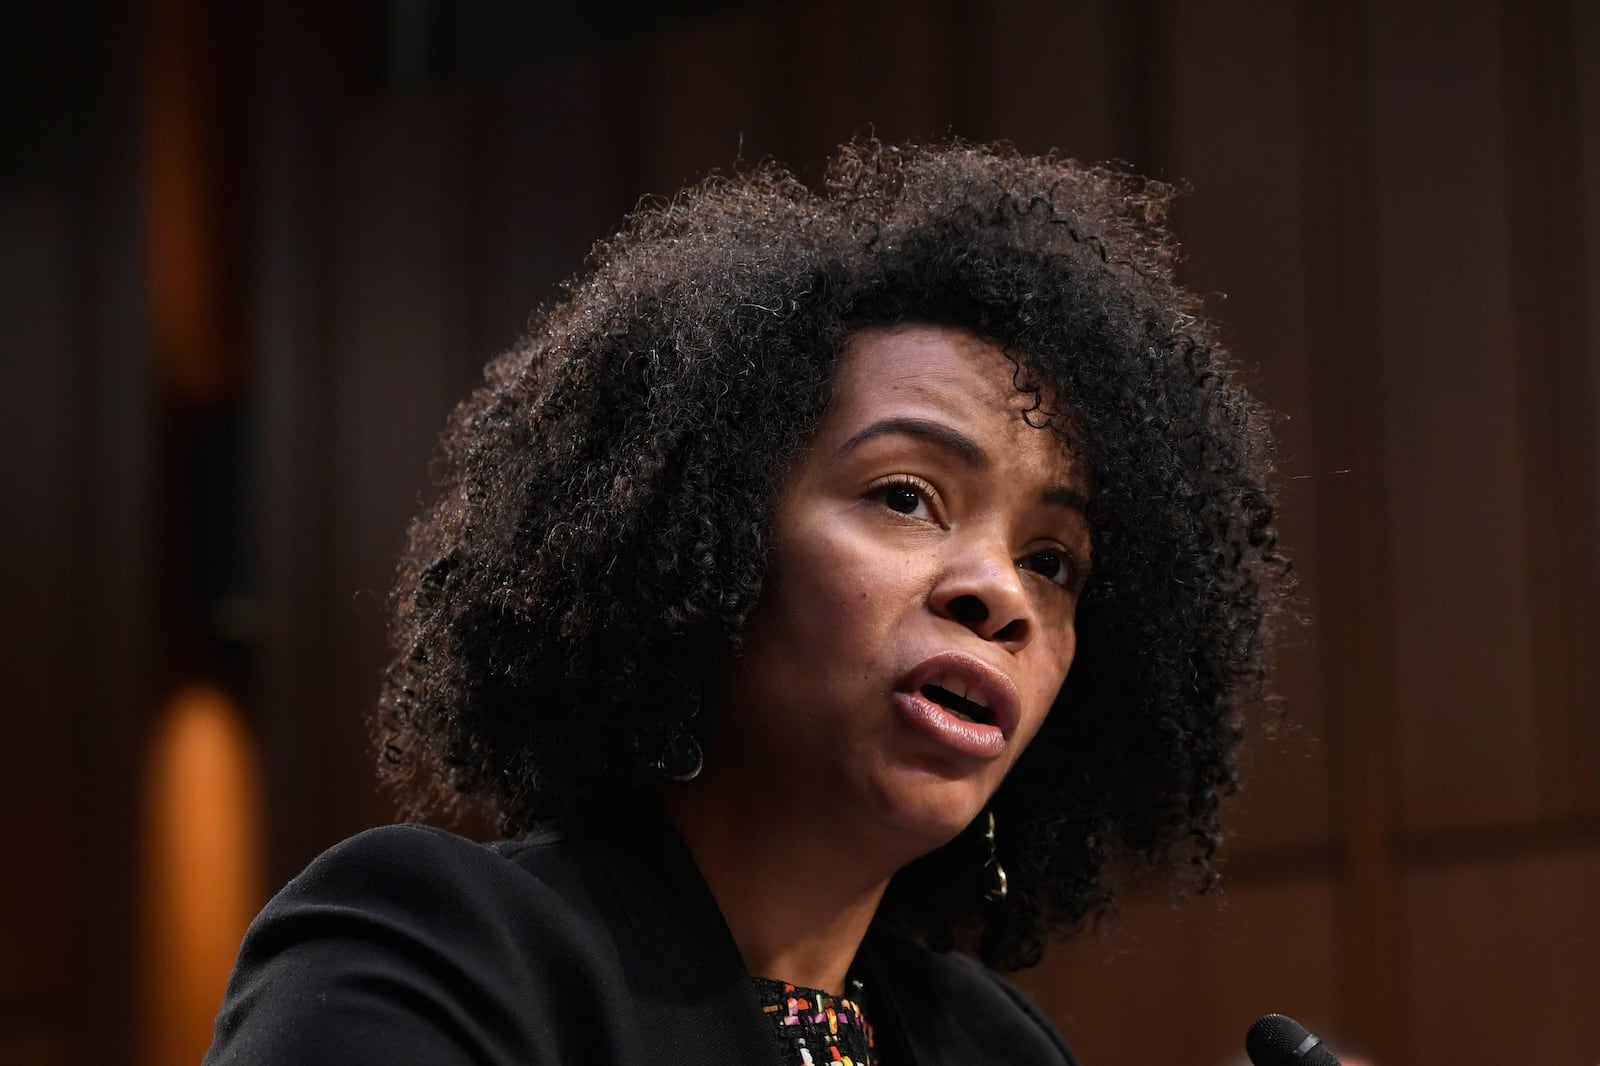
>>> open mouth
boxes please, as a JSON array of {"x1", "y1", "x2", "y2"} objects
[{"x1": 921, "y1": 683, "x2": 995, "y2": 725}]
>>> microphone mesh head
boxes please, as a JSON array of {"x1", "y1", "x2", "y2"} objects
[{"x1": 1245, "y1": 1014, "x2": 1340, "y2": 1066}]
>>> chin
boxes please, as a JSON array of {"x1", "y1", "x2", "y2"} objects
[{"x1": 866, "y1": 767, "x2": 993, "y2": 859}]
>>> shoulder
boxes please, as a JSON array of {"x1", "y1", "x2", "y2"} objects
[
  {"x1": 283, "y1": 822, "x2": 595, "y2": 913},
  {"x1": 206, "y1": 824, "x2": 624, "y2": 1066},
  {"x1": 868, "y1": 933, "x2": 1082, "y2": 1066},
  {"x1": 257, "y1": 823, "x2": 613, "y2": 957},
  {"x1": 283, "y1": 822, "x2": 509, "y2": 901}
]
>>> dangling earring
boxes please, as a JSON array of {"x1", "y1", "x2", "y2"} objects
[
  {"x1": 657, "y1": 731, "x2": 704, "y2": 782},
  {"x1": 982, "y1": 808, "x2": 1008, "y2": 903}
]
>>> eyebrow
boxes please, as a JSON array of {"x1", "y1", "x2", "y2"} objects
[
  {"x1": 1041, "y1": 484, "x2": 1091, "y2": 513},
  {"x1": 837, "y1": 416, "x2": 1090, "y2": 513},
  {"x1": 839, "y1": 417, "x2": 987, "y2": 468}
]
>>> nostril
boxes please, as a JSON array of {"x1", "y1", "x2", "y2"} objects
[
  {"x1": 992, "y1": 618, "x2": 1027, "y2": 643},
  {"x1": 948, "y1": 594, "x2": 989, "y2": 626}
]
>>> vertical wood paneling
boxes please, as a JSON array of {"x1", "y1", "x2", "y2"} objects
[
  {"x1": 1501, "y1": 0, "x2": 1600, "y2": 823},
  {"x1": 245, "y1": 0, "x2": 348, "y2": 885},
  {"x1": 1025, "y1": 880, "x2": 1340, "y2": 1066},
  {"x1": 0, "y1": 192, "x2": 77, "y2": 1007},
  {"x1": 634, "y1": 6, "x2": 791, "y2": 196},
  {"x1": 76, "y1": 10, "x2": 158, "y2": 1058},
  {"x1": 1297, "y1": 3, "x2": 1407, "y2": 1056},
  {"x1": 0, "y1": 1036, "x2": 69, "y2": 1066},
  {"x1": 778, "y1": 0, "x2": 964, "y2": 175},
  {"x1": 322, "y1": 96, "x2": 481, "y2": 840},
  {"x1": 1367, "y1": 0, "x2": 1542, "y2": 834},
  {"x1": 1403, "y1": 847, "x2": 1600, "y2": 1065},
  {"x1": 0, "y1": 174, "x2": 90, "y2": 1066},
  {"x1": 1159, "y1": 0, "x2": 1332, "y2": 856},
  {"x1": 1571, "y1": 0, "x2": 1600, "y2": 817},
  {"x1": 964, "y1": 0, "x2": 1127, "y2": 163},
  {"x1": 474, "y1": 57, "x2": 639, "y2": 392}
]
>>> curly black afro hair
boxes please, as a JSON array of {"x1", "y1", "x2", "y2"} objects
[{"x1": 376, "y1": 140, "x2": 1290, "y2": 970}]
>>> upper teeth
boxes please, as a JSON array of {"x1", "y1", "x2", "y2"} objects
[{"x1": 934, "y1": 674, "x2": 989, "y2": 709}]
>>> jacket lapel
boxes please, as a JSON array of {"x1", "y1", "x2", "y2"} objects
[{"x1": 592, "y1": 806, "x2": 781, "y2": 1066}]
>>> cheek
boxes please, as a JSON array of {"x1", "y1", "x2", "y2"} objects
[
  {"x1": 775, "y1": 543, "x2": 906, "y2": 661},
  {"x1": 773, "y1": 510, "x2": 924, "y2": 620},
  {"x1": 745, "y1": 535, "x2": 880, "y2": 671},
  {"x1": 1020, "y1": 629, "x2": 1077, "y2": 732}
]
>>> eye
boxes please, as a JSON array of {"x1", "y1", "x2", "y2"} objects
[
  {"x1": 1021, "y1": 547, "x2": 1079, "y2": 588},
  {"x1": 868, "y1": 476, "x2": 939, "y2": 522},
  {"x1": 885, "y1": 484, "x2": 921, "y2": 514}
]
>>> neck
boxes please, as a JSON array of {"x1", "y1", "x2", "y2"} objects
[{"x1": 663, "y1": 779, "x2": 894, "y2": 995}]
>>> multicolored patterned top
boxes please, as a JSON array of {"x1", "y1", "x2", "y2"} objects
[{"x1": 752, "y1": 976, "x2": 879, "y2": 1066}]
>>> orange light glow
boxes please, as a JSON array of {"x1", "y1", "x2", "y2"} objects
[
  {"x1": 140, "y1": 682, "x2": 263, "y2": 1066},
  {"x1": 145, "y1": 0, "x2": 234, "y2": 407}
]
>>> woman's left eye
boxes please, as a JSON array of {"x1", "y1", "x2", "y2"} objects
[{"x1": 1022, "y1": 548, "x2": 1076, "y2": 588}]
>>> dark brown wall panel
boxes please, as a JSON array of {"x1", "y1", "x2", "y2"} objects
[
  {"x1": 73, "y1": 23, "x2": 159, "y2": 1057},
  {"x1": 1573, "y1": 0, "x2": 1600, "y2": 818},
  {"x1": 320, "y1": 96, "x2": 484, "y2": 843},
  {"x1": 1367, "y1": 0, "x2": 1542, "y2": 834},
  {"x1": 1022, "y1": 879, "x2": 1341, "y2": 1065},
  {"x1": 967, "y1": 0, "x2": 1127, "y2": 163},
  {"x1": 1586, "y1": 0, "x2": 1600, "y2": 503},
  {"x1": 777, "y1": 0, "x2": 965, "y2": 173},
  {"x1": 246, "y1": 1, "x2": 352, "y2": 886},
  {"x1": 1403, "y1": 845, "x2": 1600, "y2": 1064},
  {"x1": 1499, "y1": 0, "x2": 1600, "y2": 824},
  {"x1": 634, "y1": 6, "x2": 791, "y2": 196},
  {"x1": 474, "y1": 59, "x2": 639, "y2": 390},
  {"x1": 1160, "y1": 0, "x2": 1333, "y2": 855},
  {"x1": 1, "y1": 192, "x2": 77, "y2": 1020},
  {"x1": 0, "y1": 1036, "x2": 69, "y2": 1066}
]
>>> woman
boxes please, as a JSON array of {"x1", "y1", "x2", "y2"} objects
[{"x1": 206, "y1": 141, "x2": 1287, "y2": 1065}]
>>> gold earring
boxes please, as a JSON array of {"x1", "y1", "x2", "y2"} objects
[{"x1": 983, "y1": 808, "x2": 1008, "y2": 903}]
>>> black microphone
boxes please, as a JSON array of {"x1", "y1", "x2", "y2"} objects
[{"x1": 1245, "y1": 1014, "x2": 1342, "y2": 1066}]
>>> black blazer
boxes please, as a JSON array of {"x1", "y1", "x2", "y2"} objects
[{"x1": 204, "y1": 808, "x2": 1079, "y2": 1065}]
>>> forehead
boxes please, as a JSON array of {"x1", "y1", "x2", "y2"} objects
[
  {"x1": 833, "y1": 324, "x2": 1031, "y2": 409},
  {"x1": 824, "y1": 324, "x2": 1080, "y2": 474}
]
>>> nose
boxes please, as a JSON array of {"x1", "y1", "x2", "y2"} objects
[{"x1": 929, "y1": 537, "x2": 1034, "y2": 650}]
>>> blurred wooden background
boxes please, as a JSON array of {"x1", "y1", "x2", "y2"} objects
[{"x1": 5, "y1": 1, "x2": 1598, "y2": 1064}]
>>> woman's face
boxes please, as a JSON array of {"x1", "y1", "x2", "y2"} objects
[{"x1": 708, "y1": 324, "x2": 1091, "y2": 860}]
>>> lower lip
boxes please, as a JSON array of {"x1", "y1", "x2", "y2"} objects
[{"x1": 892, "y1": 690, "x2": 1007, "y2": 759}]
